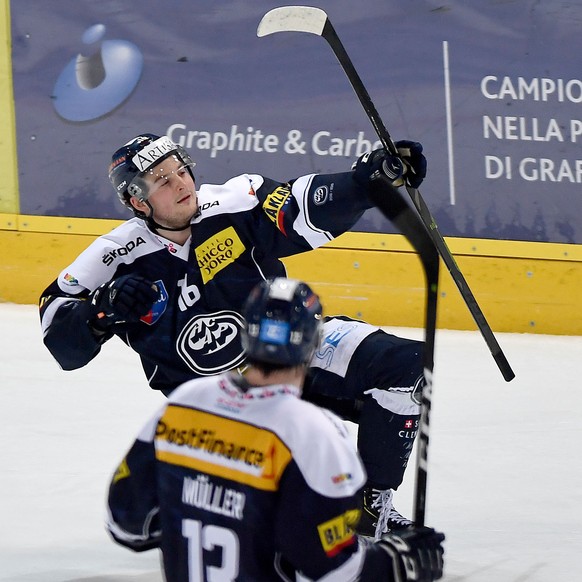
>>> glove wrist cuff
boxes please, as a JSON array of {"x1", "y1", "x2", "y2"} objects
[{"x1": 376, "y1": 540, "x2": 406, "y2": 582}]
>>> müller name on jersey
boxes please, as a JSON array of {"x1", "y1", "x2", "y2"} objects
[{"x1": 182, "y1": 474, "x2": 246, "y2": 521}]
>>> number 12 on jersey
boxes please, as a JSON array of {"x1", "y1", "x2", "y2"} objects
[{"x1": 182, "y1": 519, "x2": 240, "y2": 581}]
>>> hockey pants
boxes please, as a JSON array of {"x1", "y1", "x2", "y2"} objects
[{"x1": 304, "y1": 328, "x2": 423, "y2": 490}]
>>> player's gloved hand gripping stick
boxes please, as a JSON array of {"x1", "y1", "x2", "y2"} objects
[
  {"x1": 379, "y1": 526, "x2": 445, "y2": 582},
  {"x1": 352, "y1": 142, "x2": 427, "y2": 190}
]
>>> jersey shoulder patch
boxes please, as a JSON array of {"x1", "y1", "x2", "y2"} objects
[
  {"x1": 195, "y1": 174, "x2": 262, "y2": 221},
  {"x1": 267, "y1": 398, "x2": 366, "y2": 498},
  {"x1": 57, "y1": 218, "x2": 162, "y2": 293}
]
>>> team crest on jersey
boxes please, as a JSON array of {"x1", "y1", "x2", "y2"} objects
[
  {"x1": 195, "y1": 227, "x2": 246, "y2": 284},
  {"x1": 313, "y1": 185, "x2": 329, "y2": 206},
  {"x1": 176, "y1": 310, "x2": 246, "y2": 374},
  {"x1": 140, "y1": 280, "x2": 168, "y2": 325}
]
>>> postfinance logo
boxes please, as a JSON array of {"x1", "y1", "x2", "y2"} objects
[
  {"x1": 155, "y1": 405, "x2": 293, "y2": 491},
  {"x1": 195, "y1": 227, "x2": 245, "y2": 284}
]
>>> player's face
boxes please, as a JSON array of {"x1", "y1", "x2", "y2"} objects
[{"x1": 142, "y1": 155, "x2": 198, "y2": 226}]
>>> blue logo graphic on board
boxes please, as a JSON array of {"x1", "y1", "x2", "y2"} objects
[{"x1": 52, "y1": 24, "x2": 143, "y2": 122}]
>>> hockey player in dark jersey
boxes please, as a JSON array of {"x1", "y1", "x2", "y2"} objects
[
  {"x1": 40, "y1": 133, "x2": 427, "y2": 538},
  {"x1": 106, "y1": 277, "x2": 445, "y2": 581}
]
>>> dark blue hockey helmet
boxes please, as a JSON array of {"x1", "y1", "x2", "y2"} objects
[
  {"x1": 108, "y1": 133, "x2": 196, "y2": 213},
  {"x1": 242, "y1": 278, "x2": 323, "y2": 367}
]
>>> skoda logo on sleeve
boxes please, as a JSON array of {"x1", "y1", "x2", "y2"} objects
[
  {"x1": 176, "y1": 311, "x2": 247, "y2": 375},
  {"x1": 52, "y1": 24, "x2": 143, "y2": 122}
]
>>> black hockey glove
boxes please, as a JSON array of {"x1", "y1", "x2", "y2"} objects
[
  {"x1": 394, "y1": 140, "x2": 426, "y2": 189},
  {"x1": 352, "y1": 141, "x2": 426, "y2": 189},
  {"x1": 86, "y1": 275, "x2": 159, "y2": 330},
  {"x1": 378, "y1": 526, "x2": 445, "y2": 582}
]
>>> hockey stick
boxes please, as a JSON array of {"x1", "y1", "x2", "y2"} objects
[
  {"x1": 257, "y1": 6, "x2": 515, "y2": 383},
  {"x1": 367, "y1": 179, "x2": 439, "y2": 527},
  {"x1": 258, "y1": 9, "x2": 439, "y2": 527}
]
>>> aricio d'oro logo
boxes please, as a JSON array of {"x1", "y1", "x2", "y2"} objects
[
  {"x1": 176, "y1": 311, "x2": 246, "y2": 375},
  {"x1": 195, "y1": 226, "x2": 246, "y2": 284}
]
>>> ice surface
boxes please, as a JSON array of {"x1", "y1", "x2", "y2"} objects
[{"x1": 1, "y1": 303, "x2": 581, "y2": 581}]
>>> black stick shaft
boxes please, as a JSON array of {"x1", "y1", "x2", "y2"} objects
[
  {"x1": 368, "y1": 179, "x2": 438, "y2": 527},
  {"x1": 321, "y1": 19, "x2": 514, "y2": 382}
]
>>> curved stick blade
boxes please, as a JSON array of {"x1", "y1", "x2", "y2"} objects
[{"x1": 257, "y1": 6, "x2": 328, "y2": 37}]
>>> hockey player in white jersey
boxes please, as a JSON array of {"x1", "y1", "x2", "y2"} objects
[
  {"x1": 106, "y1": 277, "x2": 445, "y2": 581},
  {"x1": 40, "y1": 133, "x2": 428, "y2": 538}
]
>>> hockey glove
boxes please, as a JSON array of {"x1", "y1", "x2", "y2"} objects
[
  {"x1": 378, "y1": 526, "x2": 445, "y2": 582},
  {"x1": 87, "y1": 275, "x2": 159, "y2": 330},
  {"x1": 352, "y1": 142, "x2": 426, "y2": 189},
  {"x1": 394, "y1": 140, "x2": 426, "y2": 189},
  {"x1": 353, "y1": 148, "x2": 405, "y2": 187}
]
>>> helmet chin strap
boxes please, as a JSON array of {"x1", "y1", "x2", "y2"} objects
[{"x1": 142, "y1": 199, "x2": 201, "y2": 234}]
